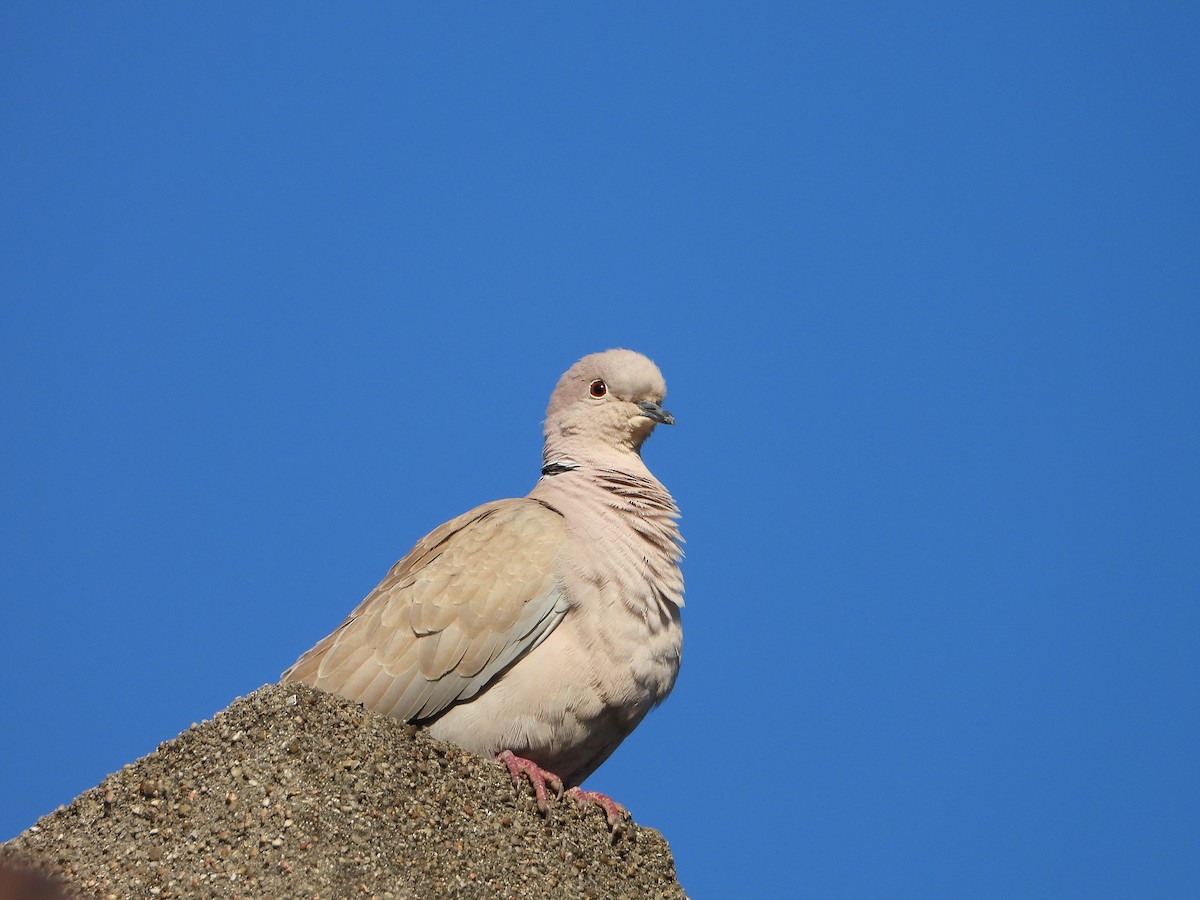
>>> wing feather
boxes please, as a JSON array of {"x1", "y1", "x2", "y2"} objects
[{"x1": 281, "y1": 498, "x2": 569, "y2": 724}]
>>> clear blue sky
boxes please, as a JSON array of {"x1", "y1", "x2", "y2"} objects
[{"x1": 3, "y1": 4, "x2": 1197, "y2": 897}]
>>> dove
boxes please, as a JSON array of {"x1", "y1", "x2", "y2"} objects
[{"x1": 282, "y1": 349, "x2": 684, "y2": 828}]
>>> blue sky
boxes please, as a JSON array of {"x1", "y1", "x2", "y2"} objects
[{"x1": 2, "y1": 4, "x2": 1197, "y2": 897}]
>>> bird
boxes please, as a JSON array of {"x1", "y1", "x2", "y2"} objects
[{"x1": 281, "y1": 349, "x2": 684, "y2": 828}]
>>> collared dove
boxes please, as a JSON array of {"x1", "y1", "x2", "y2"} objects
[{"x1": 282, "y1": 349, "x2": 683, "y2": 828}]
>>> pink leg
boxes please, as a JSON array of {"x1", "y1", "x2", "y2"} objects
[
  {"x1": 496, "y1": 750, "x2": 564, "y2": 817},
  {"x1": 565, "y1": 787, "x2": 628, "y2": 832}
]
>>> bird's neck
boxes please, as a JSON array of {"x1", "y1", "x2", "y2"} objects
[{"x1": 540, "y1": 434, "x2": 651, "y2": 475}]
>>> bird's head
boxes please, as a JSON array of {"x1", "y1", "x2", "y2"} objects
[{"x1": 544, "y1": 349, "x2": 674, "y2": 457}]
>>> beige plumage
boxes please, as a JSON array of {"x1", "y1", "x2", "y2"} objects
[{"x1": 282, "y1": 349, "x2": 683, "y2": 820}]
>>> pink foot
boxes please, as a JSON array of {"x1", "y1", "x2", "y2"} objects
[
  {"x1": 496, "y1": 750, "x2": 564, "y2": 817},
  {"x1": 565, "y1": 786, "x2": 628, "y2": 832}
]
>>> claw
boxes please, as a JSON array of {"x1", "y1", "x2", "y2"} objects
[
  {"x1": 496, "y1": 750, "x2": 564, "y2": 817},
  {"x1": 565, "y1": 786, "x2": 628, "y2": 833}
]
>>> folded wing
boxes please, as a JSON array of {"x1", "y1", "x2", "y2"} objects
[{"x1": 282, "y1": 499, "x2": 570, "y2": 722}]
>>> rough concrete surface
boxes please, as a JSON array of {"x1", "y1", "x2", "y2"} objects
[{"x1": 4, "y1": 683, "x2": 688, "y2": 899}]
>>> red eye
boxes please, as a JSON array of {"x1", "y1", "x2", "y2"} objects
[{"x1": 589, "y1": 379, "x2": 607, "y2": 398}]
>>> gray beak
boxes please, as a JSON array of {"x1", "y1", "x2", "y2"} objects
[{"x1": 638, "y1": 399, "x2": 675, "y2": 426}]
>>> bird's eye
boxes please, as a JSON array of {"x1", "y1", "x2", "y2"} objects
[{"x1": 589, "y1": 379, "x2": 607, "y2": 398}]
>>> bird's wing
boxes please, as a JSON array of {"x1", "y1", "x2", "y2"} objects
[{"x1": 281, "y1": 498, "x2": 570, "y2": 722}]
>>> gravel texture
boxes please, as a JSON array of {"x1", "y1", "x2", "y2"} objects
[{"x1": 5, "y1": 683, "x2": 687, "y2": 899}]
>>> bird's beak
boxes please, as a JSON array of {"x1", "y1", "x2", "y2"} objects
[{"x1": 637, "y1": 399, "x2": 675, "y2": 426}]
